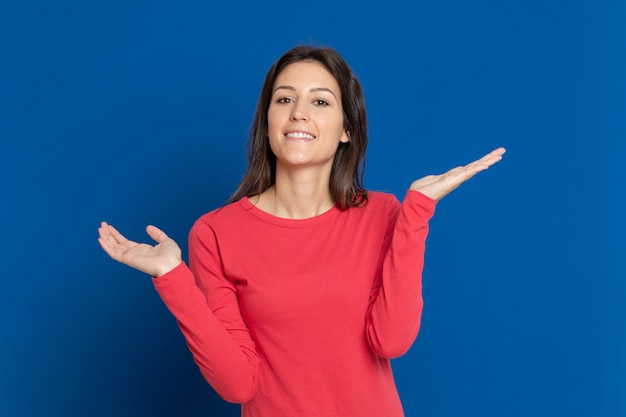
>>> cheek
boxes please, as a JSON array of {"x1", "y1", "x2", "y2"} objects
[
  {"x1": 267, "y1": 124, "x2": 281, "y2": 142},
  {"x1": 327, "y1": 116, "x2": 346, "y2": 139},
  {"x1": 267, "y1": 108, "x2": 284, "y2": 134},
  {"x1": 266, "y1": 134, "x2": 278, "y2": 157}
]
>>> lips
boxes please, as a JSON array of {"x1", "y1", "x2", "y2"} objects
[{"x1": 285, "y1": 131, "x2": 316, "y2": 140}]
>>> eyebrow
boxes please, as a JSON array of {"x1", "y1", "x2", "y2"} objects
[{"x1": 273, "y1": 85, "x2": 337, "y2": 99}]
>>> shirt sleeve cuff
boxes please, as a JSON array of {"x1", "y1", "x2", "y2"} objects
[
  {"x1": 405, "y1": 189, "x2": 437, "y2": 216},
  {"x1": 151, "y1": 261, "x2": 190, "y2": 290}
]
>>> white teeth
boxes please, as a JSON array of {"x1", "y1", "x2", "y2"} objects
[{"x1": 286, "y1": 132, "x2": 315, "y2": 140}]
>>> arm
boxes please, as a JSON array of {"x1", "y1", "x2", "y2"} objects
[
  {"x1": 153, "y1": 220, "x2": 261, "y2": 403},
  {"x1": 366, "y1": 191, "x2": 435, "y2": 358},
  {"x1": 97, "y1": 221, "x2": 260, "y2": 403},
  {"x1": 366, "y1": 147, "x2": 505, "y2": 358}
]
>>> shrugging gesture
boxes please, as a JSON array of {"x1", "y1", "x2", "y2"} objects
[
  {"x1": 410, "y1": 147, "x2": 506, "y2": 201},
  {"x1": 97, "y1": 222, "x2": 182, "y2": 277},
  {"x1": 94, "y1": 45, "x2": 509, "y2": 417}
]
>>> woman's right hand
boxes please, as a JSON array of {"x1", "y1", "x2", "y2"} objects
[{"x1": 97, "y1": 222, "x2": 182, "y2": 277}]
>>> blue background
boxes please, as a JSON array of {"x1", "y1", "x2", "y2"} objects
[{"x1": 1, "y1": 0, "x2": 624, "y2": 416}]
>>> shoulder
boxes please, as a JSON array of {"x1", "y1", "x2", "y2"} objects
[
  {"x1": 363, "y1": 190, "x2": 401, "y2": 213},
  {"x1": 366, "y1": 190, "x2": 400, "y2": 204},
  {"x1": 348, "y1": 191, "x2": 402, "y2": 226},
  {"x1": 190, "y1": 199, "x2": 248, "y2": 239}
]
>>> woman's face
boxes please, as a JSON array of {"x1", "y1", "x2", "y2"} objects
[{"x1": 267, "y1": 61, "x2": 349, "y2": 171}]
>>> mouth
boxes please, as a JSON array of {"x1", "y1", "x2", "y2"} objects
[{"x1": 285, "y1": 131, "x2": 316, "y2": 140}]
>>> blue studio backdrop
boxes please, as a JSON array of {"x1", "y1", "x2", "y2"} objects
[{"x1": 1, "y1": 1, "x2": 624, "y2": 416}]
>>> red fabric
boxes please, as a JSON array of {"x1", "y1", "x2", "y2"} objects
[{"x1": 153, "y1": 190, "x2": 436, "y2": 417}]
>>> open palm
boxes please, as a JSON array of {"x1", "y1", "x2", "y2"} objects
[
  {"x1": 410, "y1": 147, "x2": 506, "y2": 201},
  {"x1": 97, "y1": 222, "x2": 182, "y2": 277}
]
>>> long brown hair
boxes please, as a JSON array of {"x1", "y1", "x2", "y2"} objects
[{"x1": 228, "y1": 45, "x2": 368, "y2": 209}]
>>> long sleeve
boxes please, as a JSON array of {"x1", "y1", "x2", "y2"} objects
[
  {"x1": 366, "y1": 190, "x2": 436, "y2": 358},
  {"x1": 152, "y1": 219, "x2": 260, "y2": 403},
  {"x1": 150, "y1": 191, "x2": 433, "y2": 416}
]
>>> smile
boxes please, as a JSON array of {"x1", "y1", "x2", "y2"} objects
[{"x1": 285, "y1": 132, "x2": 316, "y2": 140}]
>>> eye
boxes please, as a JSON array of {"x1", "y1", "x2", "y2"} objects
[
  {"x1": 313, "y1": 99, "x2": 329, "y2": 106},
  {"x1": 276, "y1": 97, "x2": 293, "y2": 104}
]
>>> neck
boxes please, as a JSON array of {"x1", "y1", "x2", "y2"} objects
[{"x1": 255, "y1": 165, "x2": 335, "y2": 219}]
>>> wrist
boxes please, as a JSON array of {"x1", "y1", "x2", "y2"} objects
[{"x1": 154, "y1": 258, "x2": 182, "y2": 277}]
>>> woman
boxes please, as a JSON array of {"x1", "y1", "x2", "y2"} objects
[{"x1": 98, "y1": 45, "x2": 505, "y2": 416}]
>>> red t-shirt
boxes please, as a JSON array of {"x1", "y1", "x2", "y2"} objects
[{"x1": 153, "y1": 190, "x2": 436, "y2": 417}]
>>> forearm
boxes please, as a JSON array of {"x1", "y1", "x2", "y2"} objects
[
  {"x1": 367, "y1": 190, "x2": 436, "y2": 358},
  {"x1": 152, "y1": 263, "x2": 260, "y2": 403}
]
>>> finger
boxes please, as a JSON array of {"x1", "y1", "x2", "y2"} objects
[
  {"x1": 446, "y1": 158, "x2": 493, "y2": 186},
  {"x1": 478, "y1": 147, "x2": 506, "y2": 166},
  {"x1": 146, "y1": 225, "x2": 169, "y2": 244},
  {"x1": 98, "y1": 222, "x2": 107, "y2": 240},
  {"x1": 98, "y1": 237, "x2": 113, "y2": 254},
  {"x1": 98, "y1": 221, "x2": 110, "y2": 237},
  {"x1": 97, "y1": 235, "x2": 119, "y2": 260},
  {"x1": 98, "y1": 223, "x2": 138, "y2": 259},
  {"x1": 98, "y1": 222, "x2": 116, "y2": 248},
  {"x1": 460, "y1": 147, "x2": 506, "y2": 174},
  {"x1": 484, "y1": 147, "x2": 506, "y2": 157},
  {"x1": 106, "y1": 223, "x2": 130, "y2": 245}
]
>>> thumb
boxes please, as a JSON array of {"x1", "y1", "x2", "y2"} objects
[{"x1": 146, "y1": 225, "x2": 169, "y2": 244}]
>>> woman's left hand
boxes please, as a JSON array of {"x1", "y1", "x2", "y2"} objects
[{"x1": 410, "y1": 147, "x2": 506, "y2": 201}]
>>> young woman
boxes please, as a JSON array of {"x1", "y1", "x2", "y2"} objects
[{"x1": 98, "y1": 45, "x2": 505, "y2": 416}]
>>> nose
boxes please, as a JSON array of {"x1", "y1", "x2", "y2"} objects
[{"x1": 290, "y1": 102, "x2": 309, "y2": 121}]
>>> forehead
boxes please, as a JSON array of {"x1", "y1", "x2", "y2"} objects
[{"x1": 273, "y1": 61, "x2": 340, "y2": 92}]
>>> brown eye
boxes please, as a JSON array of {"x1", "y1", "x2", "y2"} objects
[{"x1": 314, "y1": 99, "x2": 329, "y2": 106}]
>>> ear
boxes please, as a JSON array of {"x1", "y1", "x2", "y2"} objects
[{"x1": 340, "y1": 130, "x2": 350, "y2": 143}]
